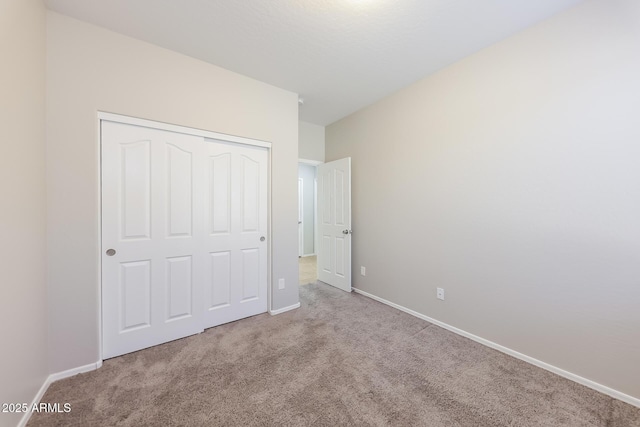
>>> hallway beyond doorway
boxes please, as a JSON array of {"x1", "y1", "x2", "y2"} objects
[{"x1": 299, "y1": 256, "x2": 317, "y2": 285}]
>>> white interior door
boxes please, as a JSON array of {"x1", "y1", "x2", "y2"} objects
[
  {"x1": 102, "y1": 121, "x2": 205, "y2": 359},
  {"x1": 102, "y1": 121, "x2": 269, "y2": 359},
  {"x1": 317, "y1": 158, "x2": 352, "y2": 292},
  {"x1": 202, "y1": 140, "x2": 268, "y2": 328}
]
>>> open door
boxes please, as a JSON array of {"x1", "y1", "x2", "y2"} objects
[{"x1": 317, "y1": 158, "x2": 351, "y2": 292}]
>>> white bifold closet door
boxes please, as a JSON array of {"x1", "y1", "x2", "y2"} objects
[{"x1": 101, "y1": 121, "x2": 267, "y2": 359}]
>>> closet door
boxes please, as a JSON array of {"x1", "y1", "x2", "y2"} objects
[
  {"x1": 101, "y1": 121, "x2": 205, "y2": 359},
  {"x1": 203, "y1": 140, "x2": 268, "y2": 328}
]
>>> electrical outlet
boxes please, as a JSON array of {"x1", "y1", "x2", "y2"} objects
[
  {"x1": 437, "y1": 288, "x2": 445, "y2": 301},
  {"x1": 278, "y1": 278, "x2": 285, "y2": 290},
  {"x1": 361, "y1": 266, "x2": 366, "y2": 276}
]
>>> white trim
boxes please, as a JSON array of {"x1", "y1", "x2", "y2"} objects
[
  {"x1": 48, "y1": 360, "x2": 103, "y2": 383},
  {"x1": 352, "y1": 287, "x2": 640, "y2": 409},
  {"x1": 267, "y1": 143, "x2": 273, "y2": 314},
  {"x1": 298, "y1": 158, "x2": 323, "y2": 166},
  {"x1": 17, "y1": 377, "x2": 50, "y2": 427},
  {"x1": 300, "y1": 253, "x2": 316, "y2": 258},
  {"x1": 298, "y1": 177, "x2": 304, "y2": 257},
  {"x1": 269, "y1": 302, "x2": 300, "y2": 316},
  {"x1": 98, "y1": 112, "x2": 271, "y2": 149},
  {"x1": 18, "y1": 361, "x2": 103, "y2": 427},
  {"x1": 96, "y1": 118, "x2": 104, "y2": 365},
  {"x1": 313, "y1": 176, "x2": 317, "y2": 256}
]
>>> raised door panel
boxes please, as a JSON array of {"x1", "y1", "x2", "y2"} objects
[
  {"x1": 119, "y1": 260, "x2": 151, "y2": 332},
  {"x1": 334, "y1": 169, "x2": 345, "y2": 226},
  {"x1": 121, "y1": 141, "x2": 151, "y2": 240},
  {"x1": 210, "y1": 154, "x2": 231, "y2": 235},
  {"x1": 166, "y1": 144, "x2": 193, "y2": 238},
  {"x1": 335, "y1": 237, "x2": 345, "y2": 278},
  {"x1": 320, "y1": 235, "x2": 332, "y2": 275},
  {"x1": 209, "y1": 251, "x2": 231, "y2": 310},
  {"x1": 321, "y1": 170, "x2": 332, "y2": 225},
  {"x1": 166, "y1": 256, "x2": 192, "y2": 321},
  {"x1": 241, "y1": 155, "x2": 259, "y2": 232},
  {"x1": 241, "y1": 248, "x2": 260, "y2": 302}
]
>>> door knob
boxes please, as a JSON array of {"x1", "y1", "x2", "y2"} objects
[
  {"x1": 260, "y1": 236, "x2": 266, "y2": 242},
  {"x1": 342, "y1": 230, "x2": 352, "y2": 235},
  {"x1": 106, "y1": 249, "x2": 116, "y2": 256}
]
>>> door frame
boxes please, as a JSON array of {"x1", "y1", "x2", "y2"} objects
[
  {"x1": 298, "y1": 178, "x2": 304, "y2": 257},
  {"x1": 97, "y1": 112, "x2": 273, "y2": 361}
]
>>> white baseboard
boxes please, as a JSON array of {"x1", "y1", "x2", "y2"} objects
[
  {"x1": 48, "y1": 360, "x2": 103, "y2": 383},
  {"x1": 352, "y1": 287, "x2": 640, "y2": 409},
  {"x1": 18, "y1": 360, "x2": 103, "y2": 427},
  {"x1": 269, "y1": 302, "x2": 300, "y2": 316},
  {"x1": 17, "y1": 375, "x2": 50, "y2": 427},
  {"x1": 300, "y1": 253, "x2": 316, "y2": 258}
]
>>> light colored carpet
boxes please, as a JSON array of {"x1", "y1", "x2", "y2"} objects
[
  {"x1": 29, "y1": 283, "x2": 640, "y2": 426},
  {"x1": 299, "y1": 255, "x2": 317, "y2": 285}
]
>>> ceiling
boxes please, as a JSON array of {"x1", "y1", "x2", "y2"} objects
[{"x1": 44, "y1": 0, "x2": 583, "y2": 126}]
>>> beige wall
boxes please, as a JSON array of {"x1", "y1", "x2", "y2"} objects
[
  {"x1": 0, "y1": 0, "x2": 48, "y2": 426},
  {"x1": 299, "y1": 121, "x2": 325, "y2": 162},
  {"x1": 327, "y1": 0, "x2": 640, "y2": 400},
  {"x1": 46, "y1": 12, "x2": 299, "y2": 373}
]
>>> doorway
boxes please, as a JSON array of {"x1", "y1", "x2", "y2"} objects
[
  {"x1": 296, "y1": 158, "x2": 352, "y2": 290},
  {"x1": 298, "y1": 161, "x2": 319, "y2": 285}
]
